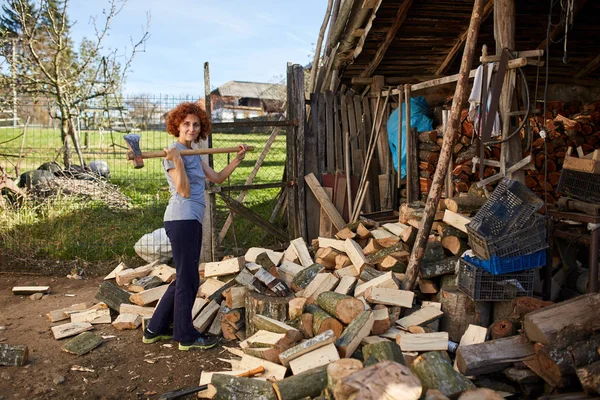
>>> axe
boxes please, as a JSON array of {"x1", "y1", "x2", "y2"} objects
[
  {"x1": 123, "y1": 134, "x2": 254, "y2": 169},
  {"x1": 158, "y1": 366, "x2": 265, "y2": 399}
]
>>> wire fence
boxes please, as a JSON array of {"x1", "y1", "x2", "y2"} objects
[{"x1": 0, "y1": 93, "x2": 288, "y2": 274}]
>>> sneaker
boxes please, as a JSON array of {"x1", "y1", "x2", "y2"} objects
[
  {"x1": 178, "y1": 335, "x2": 218, "y2": 351},
  {"x1": 142, "y1": 328, "x2": 173, "y2": 344}
]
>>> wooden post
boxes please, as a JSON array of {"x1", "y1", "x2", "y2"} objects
[
  {"x1": 495, "y1": 0, "x2": 524, "y2": 183},
  {"x1": 397, "y1": 85, "x2": 403, "y2": 189},
  {"x1": 404, "y1": 84, "x2": 414, "y2": 203},
  {"x1": 401, "y1": 0, "x2": 485, "y2": 291},
  {"x1": 287, "y1": 64, "x2": 298, "y2": 239},
  {"x1": 443, "y1": 110, "x2": 453, "y2": 198},
  {"x1": 294, "y1": 65, "x2": 307, "y2": 240}
]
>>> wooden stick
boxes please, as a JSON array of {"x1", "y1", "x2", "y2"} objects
[
  {"x1": 401, "y1": 0, "x2": 485, "y2": 291},
  {"x1": 443, "y1": 110, "x2": 453, "y2": 198},
  {"x1": 309, "y1": 0, "x2": 335, "y2": 92},
  {"x1": 345, "y1": 130, "x2": 353, "y2": 217},
  {"x1": 397, "y1": 86, "x2": 402, "y2": 189},
  {"x1": 405, "y1": 83, "x2": 414, "y2": 203},
  {"x1": 351, "y1": 181, "x2": 370, "y2": 222}
]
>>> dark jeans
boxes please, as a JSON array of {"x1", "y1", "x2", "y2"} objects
[{"x1": 148, "y1": 219, "x2": 202, "y2": 343}]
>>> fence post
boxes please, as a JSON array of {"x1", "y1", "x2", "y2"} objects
[{"x1": 201, "y1": 62, "x2": 217, "y2": 262}]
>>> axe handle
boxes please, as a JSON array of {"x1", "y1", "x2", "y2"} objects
[
  {"x1": 158, "y1": 366, "x2": 265, "y2": 400},
  {"x1": 127, "y1": 146, "x2": 255, "y2": 160}
]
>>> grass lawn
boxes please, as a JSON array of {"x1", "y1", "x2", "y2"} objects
[{"x1": 0, "y1": 126, "x2": 288, "y2": 269}]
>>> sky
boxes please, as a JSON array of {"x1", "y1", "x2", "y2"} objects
[{"x1": 67, "y1": 0, "x2": 327, "y2": 96}]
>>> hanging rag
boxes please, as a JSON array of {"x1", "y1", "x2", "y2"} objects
[{"x1": 468, "y1": 63, "x2": 501, "y2": 137}]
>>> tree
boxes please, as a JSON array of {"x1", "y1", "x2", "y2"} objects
[{"x1": 0, "y1": 0, "x2": 149, "y2": 167}]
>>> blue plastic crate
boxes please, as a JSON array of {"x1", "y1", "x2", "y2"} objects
[{"x1": 464, "y1": 249, "x2": 546, "y2": 275}]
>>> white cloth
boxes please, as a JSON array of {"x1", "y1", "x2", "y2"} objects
[{"x1": 468, "y1": 63, "x2": 500, "y2": 137}]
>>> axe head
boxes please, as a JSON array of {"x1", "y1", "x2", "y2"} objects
[{"x1": 123, "y1": 134, "x2": 144, "y2": 169}]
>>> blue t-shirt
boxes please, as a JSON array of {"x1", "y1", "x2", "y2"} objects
[{"x1": 163, "y1": 142, "x2": 206, "y2": 222}]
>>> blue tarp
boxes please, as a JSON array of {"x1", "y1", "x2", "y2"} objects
[{"x1": 387, "y1": 96, "x2": 433, "y2": 178}]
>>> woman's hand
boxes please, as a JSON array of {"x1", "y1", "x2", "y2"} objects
[
  {"x1": 235, "y1": 144, "x2": 248, "y2": 161},
  {"x1": 164, "y1": 147, "x2": 181, "y2": 162}
]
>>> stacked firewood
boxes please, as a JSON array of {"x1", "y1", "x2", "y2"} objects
[{"x1": 418, "y1": 101, "x2": 600, "y2": 202}]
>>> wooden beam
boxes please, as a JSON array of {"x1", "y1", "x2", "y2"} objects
[
  {"x1": 359, "y1": 0, "x2": 413, "y2": 78},
  {"x1": 218, "y1": 193, "x2": 289, "y2": 242},
  {"x1": 574, "y1": 54, "x2": 600, "y2": 79},
  {"x1": 305, "y1": 173, "x2": 347, "y2": 231},
  {"x1": 353, "y1": 0, "x2": 383, "y2": 60},
  {"x1": 435, "y1": 0, "x2": 494, "y2": 76},
  {"x1": 537, "y1": 0, "x2": 589, "y2": 50}
]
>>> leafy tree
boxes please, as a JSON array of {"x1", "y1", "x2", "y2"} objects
[{"x1": 0, "y1": 0, "x2": 149, "y2": 167}]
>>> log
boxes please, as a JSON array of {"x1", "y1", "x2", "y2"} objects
[
  {"x1": 288, "y1": 342, "x2": 340, "y2": 375},
  {"x1": 115, "y1": 264, "x2": 155, "y2": 286},
  {"x1": 397, "y1": 332, "x2": 449, "y2": 352},
  {"x1": 362, "y1": 340, "x2": 405, "y2": 366},
  {"x1": 438, "y1": 286, "x2": 491, "y2": 342},
  {"x1": 104, "y1": 262, "x2": 128, "y2": 280},
  {"x1": 0, "y1": 344, "x2": 28, "y2": 366},
  {"x1": 335, "y1": 310, "x2": 374, "y2": 358},
  {"x1": 421, "y1": 257, "x2": 460, "y2": 279},
  {"x1": 371, "y1": 305, "x2": 392, "y2": 335},
  {"x1": 523, "y1": 293, "x2": 600, "y2": 345},
  {"x1": 251, "y1": 315, "x2": 303, "y2": 343},
  {"x1": 334, "y1": 276, "x2": 357, "y2": 295},
  {"x1": 335, "y1": 361, "x2": 422, "y2": 400},
  {"x1": 128, "y1": 275, "x2": 163, "y2": 293},
  {"x1": 444, "y1": 196, "x2": 485, "y2": 214},
  {"x1": 95, "y1": 281, "x2": 132, "y2": 312},
  {"x1": 458, "y1": 389, "x2": 505, "y2": 400},
  {"x1": 577, "y1": 361, "x2": 600, "y2": 395},
  {"x1": 377, "y1": 255, "x2": 407, "y2": 273},
  {"x1": 411, "y1": 351, "x2": 475, "y2": 398},
  {"x1": 305, "y1": 304, "x2": 343, "y2": 338},
  {"x1": 51, "y1": 322, "x2": 93, "y2": 339},
  {"x1": 440, "y1": 236, "x2": 469, "y2": 256},
  {"x1": 456, "y1": 335, "x2": 534, "y2": 376},
  {"x1": 302, "y1": 273, "x2": 339, "y2": 300},
  {"x1": 210, "y1": 374, "x2": 277, "y2": 400},
  {"x1": 442, "y1": 210, "x2": 471, "y2": 233},
  {"x1": 343, "y1": 239, "x2": 368, "y2": 272},
  {"x1": 490, "y1": 319, "x2": 516, "y2": 339},
  {"x1": 112, "y1": 313, "x2": 142, "y2": 330},
  {"x1": 291, "y1": 264, "x2": 324, "y2": 292},
  {"x1": 272, "y1": 365, "x2": 328, "y2": 400},
  {"x1": 316, "y1": 292, "x2": 364, "y2": 324},
  {"x1": 70, "y1": 307, "x2": 111, "y2": 325},
  {"x1": 278, "y1": 329, "x2": 337, "y2": 367},
  {"x1": 149, "y1": 264, "x2": 176, "y2": 283},
  {"x1": 364, "y1": 287, "x2": 414, "y2": 308},
  {"x1": 397, "y1": 306, "x2": 443, "y2": 329},
  {"x1": 360, "y1": 265, "x2": 385, "y2": 282},
  {"x1": 62, "y1": 332, "x2": 104, "y2": 356},
  {"x1": 129, "y1": 285, "x2": 168, "y2": 306},
  {"x1": 299, "y1": 313, "x2": 314, "y2": 339},
  {"x1": 327, "y1": 359, "x2": 363, "y2": 396},
  {"x1": 288, "y1": 297, "x2": 306, "y2": 321},
  {"x1": 290, "y1": 237, "x2": 314, "y2": 267},
  {"x1": 245, "y1": 247, "x2": 284, "y2": 266},
  {"x1": 47, "y1": 303, "x2": 90, "y2": 323},
  {"x1": 245, "y1": 292, "x2": 293, "y2": 336}
]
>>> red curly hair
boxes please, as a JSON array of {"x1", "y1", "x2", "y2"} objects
[{"x1": 166, "y1": 102, "x2": 211, "y2": 142}]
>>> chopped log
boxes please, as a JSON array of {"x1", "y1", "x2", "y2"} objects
[
  {"x1": 246, "y1": 329, "x2": 296, "y2": 349},
  {"x1": 70, "y1": 307, "x2": 111, "y2": 325},
  {"x1": 440, "y1": 236, "x2": 469, "y2": 256},
  {"x1": 335, "y1": 254, "x2": 353, "y2": 269},
  {"x1": 62, "y1": 332, "x2": 104, "y2": 356},
  {"x1": 115, "y1": 264, "x2": 155, "y2": 286},
  {"x1": 453, "y1": 324, "x2": 488, "y2": 371},
  {"x1": 503, "y1": 367, "x2": 542, "y2": 385},
  {"x1": 419, "y1": 130, "x2": 439, "y2": 144},
  {"x1": 362, "y1": 340, "x2": 405, "y2": 366},
  {"x1": 299, "y1": 313, "x2": 314, "y2": 338},
  {"x1": 191, "y1": 298, "x2": 208, "y2": 320},
  {"x1": 335, "y1": 227, "x2": 356, "y2": 240},
  {"x1": 129, "y1": 285, "x2": 168, "y2": 306},
  {"x1": 210, "y1": 374, "x2": 277, "y2": 400},
  {"x1": 47, "y1": 303, "x2": 90, "y2": 323},
  {"x1": 288, "y1": 297, "x2": 306, "y2": 321},
  {"x1": 273, "y1": 365, "x2": 328, "y2": 400},
  {"x1": 291, "y1": 264, "x2": 324, "y2": 292},
  {"x1": 371, "y1": 228, "x2": 401, "y2": 248},
  {"x1": 418, "y1": 279, "x2": 439, "y2": 294},
  {"x1": 193, "y1": 300, "x2": 220, "y2": 333},
  {"x1": 397, "y1": 306, "x2": 443, "y2": 329},
  {"x1": 208, "y1": 302, "x2": 226, "y2": 336},
  {"x1": 364, "y1": 287, "x2": 414, "y2": 308},
  {"x1": 456, "y1": 335, "x2": 534, "y2": 376},
  {"x1": 423, "y1": 242, "x2": 446, "y2": 263},
  {"x1": 327, "y1": 359, "x2": 363, "y2": 396},
  {"x1": 421, "y1": 257, "x2": 459, "y2": 279},
  {"x1": 397, "y1": 332, "x2": 449, "y2": 352},
  {"x1": 289, "y1": 342, "x2": 340, "y2": 375},
  {"x1": 372, "y1": 306, "x2": 392, "y2": 335},
  {"x1": 51, "y1": 322, "x2": 93, "y2": 340},
  {"x1": 278, "y1": 329, "x2": 337, "y2": 366},
  {"x1": 366, "y1": 242, "x2": 410, "y2": 264},
  {"x1": 278, "y1": 262, "x2": 305, "y2": 286},
  {"x1": 490, "y1": 319, "x2": 516, "y2": 339},
  {"x1": 95, "y1": 281, "x2": 132, "y2": 312},
  {"x1": 255, "y1": 252, "x2": 278, "y2": 275},
  {"x1": 442, "y1": 210, "x2": 471, "y2": 233},
  {"x1": 291, "y1": 237, "x2": 314, "y2": 267},
  {"x1": 199, "y1": 278, "x2": 226, "y2": 298},
  {"x1": 317, "y1": 237, "x2": 346, "y2": 252},
  {"x1": 334, "y1": 276, "x2": 357, "y2": 295},
  {"x1": 238, "y1": 354, "x2": 287, "y2": 380},
  {"x1": 438, "y1": 286, "x2": 491, "y2": 342},
  {"x1": 104, "y1": 262, "x2": 128, "y2": 280},
  {"x1": 577, "y1": 361, "x2": 600, "y2": 395},
  {"x1": 354, "y1": 272, "x2": 399, "y2": 298},
  {"x1": 302, "y1": 273, "x2": 339, "y2": 300},
  {"x1": 360, "y1": 265, "x2": 385, "y2": 282},
  {"x1": 149, "y1": 264, "x2": 176, "y2": 283},
  {"x1": 306, "y1": 304, "x2": 343, "y2": 338},
  {"x1": 224, "y1": 286, "x2": 249, "y2": 310},
  {"x1": 0, "y1": 344, "x2": 28, "y2": 366},
  {"x1": 402, "y1": 226, "x2": 418, "y2": 245},
  {"x1": 334, "y1": 265, "x2": 359, "y2": 279},
  {"x1": 335, "y1": 361, "x2": 422, "y2": 400},
  {"x1": 244, "y1": 292, "x2": 294, "y2": 336},
  {"x1": 245, "y1": 247, "x2": 284, "y2": 266},
  {"x1": 316, "y1": 291, "x2": 364, "y2": 324},
  {"x1": 458, "y1": 389, "x2": 505, "y2": 400},
  {"x1": 112, "y1": 313, "x2": 142, "y2": 330},
  {"x1": 362, "y1": 238, "x2": 383, "y2": 256},
  {"x1": 335, "y1": 310, "x2": 374, "y2": 358},
  {"x1": 251, "y1": 315, "x2": 303, "y2": 343},
  {"x1": 444, "y1": 196, "x2": 485, "y2": 214},
  {"x1": 411, "y1": 351, "x2": 475, "y2": 398},
  {"x1": 437, "y1": 222, "x2": 468, "y2": 240},
  {"x1": 356, "y1": 223, "x2": 372, "y2": 239},
  {"x1": 343, "y1": 239, "x2": 368, "y2": 272},
  {"x1": 129, "y1": 275, "x2": 163, "y2": 293},
  {"x1": 523, "y1": 293, "x2": 600, "y2": 344},
  {"x1": 383, "y1": 222, "x2": 409, "y2": 237}
]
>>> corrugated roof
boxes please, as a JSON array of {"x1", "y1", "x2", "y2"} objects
[{"x1": 212, "y1": 81, "x2": 286, "y2": 101}]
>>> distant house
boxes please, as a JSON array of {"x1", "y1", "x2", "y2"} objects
[{"x1": 210, "y1": 81, "x2": 286, "y2": 122}]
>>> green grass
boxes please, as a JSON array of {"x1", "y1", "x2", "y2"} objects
[{"x1": 0, "y1": 126, "x2": 287, "y2": 271}]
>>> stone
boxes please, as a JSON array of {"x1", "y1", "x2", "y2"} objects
[
  {"x1": 29, "y1": 293, "x2": 43, "y2": 300},
  {"x1": 53, "y1": 376, "x2": 65, "y2": 385}
]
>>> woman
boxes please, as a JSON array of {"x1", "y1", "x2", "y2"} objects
[{"x1": 142, "y1": 101, "x2": 247, "y2": 351}]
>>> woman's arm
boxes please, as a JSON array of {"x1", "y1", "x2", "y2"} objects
[
  {"x1": 165, "y1": 147, "x2": 190, "y2": 198},
  {"x1": 202, "y1": 144, "x2": 248, "y2": 184}
]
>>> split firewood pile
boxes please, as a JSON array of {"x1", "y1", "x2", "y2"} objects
[{"x1": 419, "y1": 100, "x2": 600, "y2": 203}]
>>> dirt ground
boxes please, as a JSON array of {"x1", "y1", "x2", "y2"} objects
[{"x1": 0, "y1": 274, "x2": 231, "y2": 400}]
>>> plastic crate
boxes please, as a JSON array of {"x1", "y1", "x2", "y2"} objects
[
  {"x1": 557, "y1": 168, "x2": 600, "y2": 204},
  {"x1": 467, "y1": 214, "x2": 547, "y2": 259},
  {"x1": 464, "y1": 249, "x2": 546, "y2": 275},
  {"x1": 467, "y1": 178, "x2": 543, "y2": 237},
  {"x1": 457, "y1": 258, "x2": 536, "y2": 301}
]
